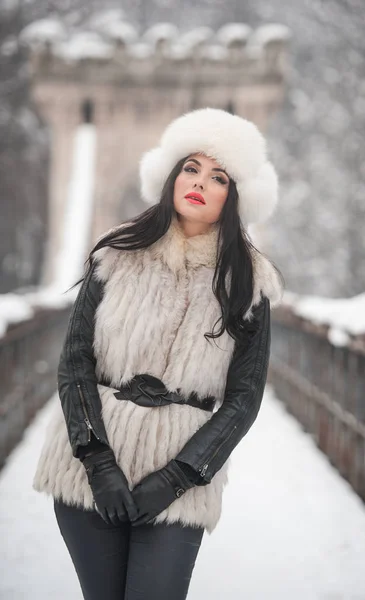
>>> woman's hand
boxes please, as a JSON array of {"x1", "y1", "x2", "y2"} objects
[
  {"x1": 131, "y1": 460, "x2": 195, "y2": 526},
  {"x1": 82, "y1": 449, "x2": 139, "y2": 526}
]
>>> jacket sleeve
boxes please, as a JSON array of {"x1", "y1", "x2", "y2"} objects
[
  {"x1": 57, "y1": 260, "x2": 110, "y2": 458},
  {"x1": 174, "y1": 295, "x2": 271, "y2": 485}
]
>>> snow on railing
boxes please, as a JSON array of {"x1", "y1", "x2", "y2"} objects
[
  {"x1": 0, "y1": 287, "x2": 76, "y2": 340},
  {"x1": 1, "y1": 287, "x2": 364, "y2": 344},
  {"x1": 270, "y1": 290, "x2": 365, "y2": 503},
  {"x1": 281, "y1": 290, "x2": 365, "y2": 348},
  {"x1": 0, "y1": 294, "x2": 34, "y2": 338}
]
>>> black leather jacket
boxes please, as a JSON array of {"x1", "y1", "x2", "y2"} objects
[{"x1": 58, "y1": 261, "x2": 271, "y2": 485}]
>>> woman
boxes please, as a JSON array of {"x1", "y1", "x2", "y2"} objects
[{"x1": 34, "y1": 107, "x2": 284, "y2": 600}]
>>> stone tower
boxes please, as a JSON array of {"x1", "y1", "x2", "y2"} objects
[{"x1": 23, "y1": 20, "x2": 290, "y2": 284}]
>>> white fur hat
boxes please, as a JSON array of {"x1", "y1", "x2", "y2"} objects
[{"x1": 139, "y1": 107, "x2": 279, "y2": 224}]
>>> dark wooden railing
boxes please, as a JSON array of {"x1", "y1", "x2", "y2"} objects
[
  {"x1": 269, "y1": 304, "x2": 365, "y2": 502},
  {"x1": 0, "y1": 306, "x2": 71, "y2": 468}
]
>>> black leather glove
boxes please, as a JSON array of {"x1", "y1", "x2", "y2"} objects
[
  {"x1": 82, "y1": 448, "x2": 138, "y2": 526},
  {"x1": 131, "y1": 460, "x2": 195, "y2": 527}
]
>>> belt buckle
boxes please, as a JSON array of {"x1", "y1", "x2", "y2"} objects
[{"x1": 136, "y1": 374, "x2": 169, "y2": 404}]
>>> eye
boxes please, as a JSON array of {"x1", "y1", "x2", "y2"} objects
[
  {"x1": 213, "y1": 175, "x2": 228, "y2": 185},
  {"x1": 183, "y1": 166, "x2": 198, "y2": 173}
]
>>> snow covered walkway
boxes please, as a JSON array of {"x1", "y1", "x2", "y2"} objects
[{"x1": 1, "y1": 385, "x2": 365, "y2": 600}]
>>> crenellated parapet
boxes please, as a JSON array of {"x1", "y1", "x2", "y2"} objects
[{"x1": 21, "y1": 19, "x2": 290, "y2": 88}]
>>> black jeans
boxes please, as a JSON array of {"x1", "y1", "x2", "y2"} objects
[{"x1": 54, "y1": 499, "x2": 205, "y2": 600}]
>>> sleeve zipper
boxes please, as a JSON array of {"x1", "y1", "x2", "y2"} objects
[
  {"x1": 198, "y1": 424, "x2": 238, "y2": 479},
  {"x1": 66, "y1": 264, "x2": 104, "y2": 448},
  {"x1": 76, "y1": 383, "x2": 100, "y2": 443},
  {"x1": 197, "y1": 301, "x2": 270, "y2": 481}
]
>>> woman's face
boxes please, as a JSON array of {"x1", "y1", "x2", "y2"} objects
[{"x1": 173, "y1": 153, "x2": 230, "y2": 227}]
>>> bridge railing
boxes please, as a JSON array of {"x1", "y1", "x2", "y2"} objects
[
  {"x1": 1, "y1": 297, "x2": 365, "y2": 501},
  {"x1": 0, "y1": 306, "x2": 71, "y2": 468},
  {"x1": 269, "y1": 304, "x2": 365, "y2": 501}
]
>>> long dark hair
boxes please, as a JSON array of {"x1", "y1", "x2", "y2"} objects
[{"x1": 77, "y1": 156, "x2": 284, "y2": 344}]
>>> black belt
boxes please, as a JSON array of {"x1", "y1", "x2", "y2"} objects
[{"x1": 100, "y1": 373, "x2": 215, "y2": 413}]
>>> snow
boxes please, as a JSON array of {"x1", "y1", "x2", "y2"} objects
[
  {"x1": 17, "y1": 17, "x2": 291, "y2": 64},
  {"x1": 0, "y1": 287, "x2": 76, "y2": 339},
  {"x1": 0, "y1": 123, "x2": 95, "y2": 339},
  {"x1": 53, "y1": 123, "x2": 96, "y2": 292},
  {"x1": 128, "y1": 42, "x2": 154, "y2": 60},
  {"x1": 26, "y1": 286, "x2": 77, "y2": 309},
  {"x1": 143, "y1": 23, "x2": 179, "y2": 44},
  {"x1": 0, "y1": 294, "x2": 34, "y2": 337},
  {"x1": 216, "y1": 23, "x2": 252, "y2": 46},
  {"x1": 169, "y1": 44, "x2": 193, "y2": 60},
  {"x1": 19, "y1": 19, "x2": 117, "y2": 61},
  {"x1": 100, "y1": 21, "x2": 138, "y2": 45},
  {"x1": 19, "y1": 19, "x2": 66, "y2": 46},
  {"x1": 170, "y1": 27, "x2": 215, "y2": 60},
  {"x1": 1, "y1": 35, "x2": 18, "y2": 57},
  {"x1": 1, "y1": 385, "x2": 365, "y2": 598},
  {"x1": 283, "y1": 290, "x2": 365, "y2": 339},
  {"x1": 178, "y1": 27, "x2": 214, "y2": 49},
  {"x1": 0, "y1": 397, "x2": 81, "y2": 599},
  {"x1": 327, "y1": 327, "x2": 350, "y2": 348},
  {"x1": 250, "y1": 23, "x2": 292, "y2": 46},
  {"x1": 201, "y1": 44, "x2": 228, "y2": 61},
  {"x1": 55, "y1": 32, "x2": 113, "y2": 62}
]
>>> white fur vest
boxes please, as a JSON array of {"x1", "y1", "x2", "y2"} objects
[{"x1": 33, "y1": 215, "x2": 282, "y2": 534}]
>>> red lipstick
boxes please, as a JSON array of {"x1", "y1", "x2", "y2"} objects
[{"x1": 184, "y1": 192, "x2": 205, "y2": 205}]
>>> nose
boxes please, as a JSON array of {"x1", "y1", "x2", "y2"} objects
[{"x1": 193, "y1": 179, "x2": 204, "y2": 191}]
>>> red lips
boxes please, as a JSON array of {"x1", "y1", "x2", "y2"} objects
[{"x1": 184, "y1": 192, "x2": 205, "y2": 204}]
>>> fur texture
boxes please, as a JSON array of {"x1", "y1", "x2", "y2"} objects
[
  {"x1": 33, "y1": 215, "x2": 283, "y2": 534},
  {"x1": 140, "y1": 108, "x2": 279, "y2": 225}
]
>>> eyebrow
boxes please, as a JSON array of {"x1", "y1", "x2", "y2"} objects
[{"x1": 184, "y1": 157, "x2": 228, "y2": 177}]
